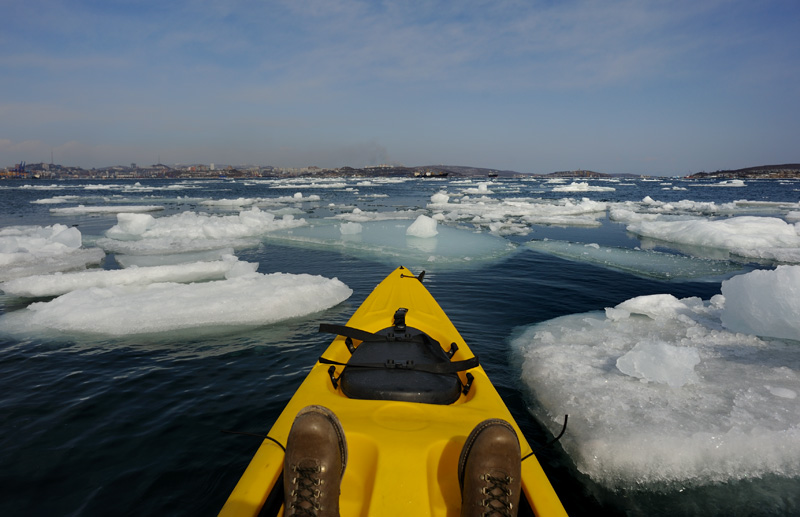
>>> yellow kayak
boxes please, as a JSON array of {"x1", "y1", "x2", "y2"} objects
[{"x1": 220, "y1": 266, "x2": 566, "y2": 516}]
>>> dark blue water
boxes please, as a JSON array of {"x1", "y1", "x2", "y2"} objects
[{"x1": 1, "y1": 177, "x2": 799, "y2": 516}]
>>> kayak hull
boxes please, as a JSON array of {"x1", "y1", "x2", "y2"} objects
[{"x1": 221, "y1": 266, "x2": 566, "y2": 516}]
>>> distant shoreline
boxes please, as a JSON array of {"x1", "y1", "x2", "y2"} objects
[{"x1": 3, "y1": 162, "x2": 799, "y2": 180}]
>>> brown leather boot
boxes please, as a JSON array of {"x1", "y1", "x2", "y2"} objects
[
  {"x1": 283, "y1": 405, "x2": 347, "y2": 516},
  {"x1": 458, "y1": 418, "x2": 522, "y2": 517}
]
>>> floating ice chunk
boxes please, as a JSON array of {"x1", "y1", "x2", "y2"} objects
[
  {"x1": 512, "y1": 289, "x2": 800, "y2": 489},
  {"x1": 616, "y1": 341, "x2": 701, "y2": 387},
  {"x1": 525, "y1": 240, "x2": 743, "y2": 281},
  {"x1": 200, "y1": 198, "x2": 258, "y2": 207},
  {"x1": 332, "y1": 208, "x2": 421, "y2": 222},
  {"x1": 720, "y1": 266, "x2": 800, "y2": 341},
  {"x1": 31, "y1": 195, "x2": 81, "y2": 204},
  {"x1": 1, "y1": 256, "x2": 254, "y2": 297},
  {"x1": 552, "y1": 181, "x2": 616, "y2": 192},
  {"x1": 431, "y1": 192, "x2": 450, "y2": 204},
  {"x1": 463, "y1": 182, "x2": 494, "y2": 194},
  {"x1": 339, "y1": 222, "x2": 363, "y2": 235},
  {"x1": 98, "y1": 208, "x2": 307, "y2": 254},
  {"x1": 406, "y1": 215, "x2": 438, "y2": 238},
  {"x1": 50, "y1": 205, "x2": 164, "y2": 215},
  {"x1": 0, "y1": 224, "x2": 105, "y2": 281},
  {"x1": 787, "y1": 211, "x2": 800, "y2": 222},
  {"x1": 627, "y1": 216, "x2": 800, "y2": 251},
  {"x1": 0, "y1": 272, "x2": 352, "y2": 336},
  {"x1": 693, "y1": 179, "x2": 747, "y2": 187}
]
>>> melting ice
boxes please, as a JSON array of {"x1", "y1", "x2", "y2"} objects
[{"x1": 512, "y1": 266, "x2": 800, "y2": 489}]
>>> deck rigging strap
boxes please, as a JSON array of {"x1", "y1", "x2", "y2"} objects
[
  {"x1": 318, "y1": 355, "x2": 479, "y2": 374},
  {"x1": 319, "y1": 323, "x2": 427, "y2": 343}
]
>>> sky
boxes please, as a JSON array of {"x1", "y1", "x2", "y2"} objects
[{"x1": 1, "y1": 0, "x2": 799, "y2": 175}]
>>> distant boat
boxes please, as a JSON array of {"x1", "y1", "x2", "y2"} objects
[{"x1": 488, "y1": 172, "x2": 498, "y2": 178}]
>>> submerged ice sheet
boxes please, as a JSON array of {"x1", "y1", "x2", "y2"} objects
[
  {"x1": 512, "y1": 271, "x2": 800, "y2": 489},
  {"x1": 1, "y1": 256, "x2": 253, "y2": 298},
  {"x1": 0, "y1": 271, "x2": 352, "y2": 336},
  {"x1": 0, "y1": 224, "x2": 105, "y2": 281},
  {"x1": 265, "y1": 219, "x2": 516, "y2": 270},
  {"x1": 524, "y1": 240, "x2": 745, "y2": 281}
]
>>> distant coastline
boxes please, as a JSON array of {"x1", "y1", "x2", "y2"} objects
[
  {"x1": 684, "y1": 164, "x2": 800, "y2": 180},
  {"x1": 2, "y1": 161, "x2": 799, "y2": 180}
]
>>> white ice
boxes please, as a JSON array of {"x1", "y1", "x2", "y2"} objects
[
  {"x1": 406, "y1": 215, "x2": 438, "y2": 238},
  {"x1": 50, "y1": 205, "x2": 164, "y2": 215},
  {"x1": 264, "y1": 219, "x2": 517, "y2": 270},
  {"x1": 627, "y1": 216, "x2": 800, "y2": 256},
  {"x1": 720, "y1": 266, "x2": 800, "y2": 341},
  {"x1": 512, "y1": 270, "x2": 800, "y2": 489},
  {"x1": 0, "y1": 270, "x2": 352, "y2": 336},
  {"x1": 1, "y1": 255, "x2": 253, "y2": 298},
  {"x1": 31, "y1": 195, "x2": 81, "y2": 204},
  {"x1": 552, "y1": 181, "x2": 616, "y2": 192},
  {"x1": 0, "y1": 224, "x2": 105, "y2": 281},
  {"x1": 524, "y1": 240, "x2": 744, "y2": 281},
  {"x1": 428, "y1": 192, "x2": 607, "y2": 234},
  {"x1": 96, "y1": 207, "x2": 307, "y2": 255}
]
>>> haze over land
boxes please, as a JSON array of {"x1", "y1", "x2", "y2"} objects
[{"x1": 2, "y1": 1, "x2": 799, "y2": 176}]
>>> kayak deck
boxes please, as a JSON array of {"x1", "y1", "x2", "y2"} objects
[{"x1": 220, "y1": 266, "x2": 566, "y2": 516}]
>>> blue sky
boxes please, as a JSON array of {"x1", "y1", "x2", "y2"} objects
[{"x1": 1, "y1": 0, "x2": 799, "y2": 175}]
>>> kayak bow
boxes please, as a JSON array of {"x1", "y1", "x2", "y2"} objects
[{"x1": 221, "y1": 266, "x2": 566, "y2": 516}]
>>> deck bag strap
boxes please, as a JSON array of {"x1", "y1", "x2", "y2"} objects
[{"x1": 318, "y1": 355, "x2": 479, "y2": 374}]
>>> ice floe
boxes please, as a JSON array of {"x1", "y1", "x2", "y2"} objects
[
  {"x1": 626, "y1": 216, "x2": 800, "y2": 253},
  {"x1": 525, "y1": 240, "x2": 745, "y2": 281},
  {"x1": 1, "y1": 255, "x2": 252, "y2": 298},
  {"x1": 96, "y1": 207, "x2": 307, "y2": 255},
  {"x1": 50, "y1": 205, "x2": 164, "y2": 215},
  {"x1": 0, "y1": 270, "x2": 352, "y2": 336},
  {"x1": 512, "y1": 267, "x2": 800, "y2": 489},
  {"x1": 552, "y1": 181, "x2": 616, "y2": 192},
  {"x1": 428, "y1": 192, "x2": 607, "y2": 234},
  {"x1": 0, "y1": 224, "x2": 105, "y2": 281}
]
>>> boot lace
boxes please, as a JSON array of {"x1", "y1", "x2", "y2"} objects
[
  {"x1": 289, "y1": 465, "x2": 322, "y2": 516},
  {"x1": 480, "y1": 474, "x2": 514, "y2": 517}
]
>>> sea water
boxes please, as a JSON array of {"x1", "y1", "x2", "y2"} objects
[{"x1": 1, "y1": 176, "x2": 799, "y2": 515}]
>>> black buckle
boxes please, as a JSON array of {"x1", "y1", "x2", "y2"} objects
[{"x1": 393, "y1": 308, "x2": 408, "y2": 331}]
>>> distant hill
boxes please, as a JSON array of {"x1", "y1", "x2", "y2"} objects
[{"x1": 687, "y1": 164, "x2": 800, "y2": 179}]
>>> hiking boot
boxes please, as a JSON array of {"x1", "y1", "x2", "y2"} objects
[
  {"x1": 458, "y1": 419, "x2": 522, "y2": 517},
  {"x1": 284, "y1": 405, "x2": 347, "y2": 516}
]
